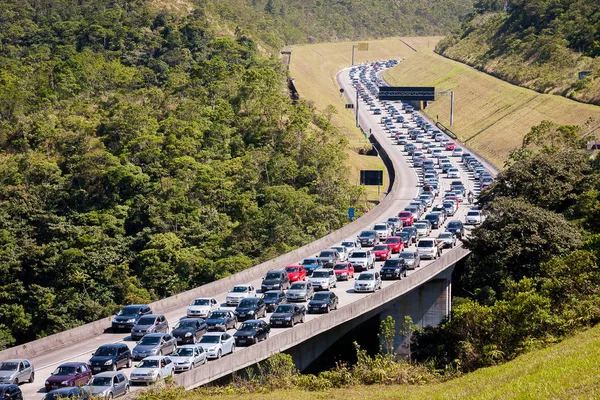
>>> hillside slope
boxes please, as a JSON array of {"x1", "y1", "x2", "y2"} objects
[
  {"x1": 436, "y1": 0, "x2": 600, "y2": 105},
  {"x1": 383, "y1": 50, "x2": 600, "y2": 167},
  {"x1": 138, "y1": 323, "x2": 600, "y2": 399}
]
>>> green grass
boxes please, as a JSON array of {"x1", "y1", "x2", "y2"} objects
[
  {"x1": 289, "y1": 37, "x2": 442, "y2": 201},
  {"x1": 384, "y1": 51, "x2": 600, "y2": 168},
  {"x1": 179, "y1": 323, "x2": 600, "y2": 400}
]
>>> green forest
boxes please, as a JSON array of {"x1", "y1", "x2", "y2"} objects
[
  {"x1": 205, "y1": 0, "x2": 474, "y2": 49},
  {"x1": 0, "y1": 0, "x2": 371, "y2": 348},
  {"x1": 436, "y1": 0, "x2": 600, "y2": 104}
]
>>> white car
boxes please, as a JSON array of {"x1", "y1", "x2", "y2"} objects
[
  {"x1": 170, "y1": 344, "x2": 207, "y2": 372},
  {"x1": 330, "y1": 246, "x2": 349, "y2": 261},
  {"x1": 417, "y1": 238, "x2": 442, "y2": 260},
  {"x1": 447, "y1": 168, "x2": 460, "y2": 179},
  {"x1": 129, "y1": 356, "x2": 174, "y2": 384},
  {"x1": 198, "y1": 332, "x2": 235, "y2": 359},
  {"x1": 373, "y1": 222, "x2": 391, "y2": 239},
  {"x1": 452, "y1": 148, "x2": 464, "y2": 157},
  {"x1": 308, "y1": 269, "x2": 337, "y2": 291},
  {"x1": 354, "y1": 271, "x2": 382, "y2": 293},
  {"x1": 466, "y1": 210, "x2": 482, "y2": 225},
  {"x1": 413, "y1": 222, "x2": 429, "y2": 237},
  {"x1": 347, "y1": 250, "x2": 374, "y2": 272},
  {"x1": 226, "y1": 285, "x2": 256, "y2": 306},
  {"x1": 340, "y1": 239, "x2": 361, "y2": 252},
  {"x1": 187, "y1": 297, "x2": 219, "y2": 318}
]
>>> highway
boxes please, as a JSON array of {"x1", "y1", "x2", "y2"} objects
[{"x1": 12, "y1": 61, "x2": 488, "y2": 399}]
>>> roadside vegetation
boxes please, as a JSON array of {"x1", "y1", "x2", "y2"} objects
[
  {"x1": 204, "y1": 0, "x2": 473, "y2": 49},
  {"x1": 135, "y1": 316, "x2": 600, "y2": 399},
  {"x1": 436, "y1": 0, "x2": 600, "y2": 105},
  {"x1": 0, "y1": 0, "x2": 362, "y2": 348}
]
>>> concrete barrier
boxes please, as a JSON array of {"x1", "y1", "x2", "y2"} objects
[
  {"x1": 173, "y1": 245, "x2": 470, "y2": 389},
  {"x1": 0, "y1": 124, "x2": 402, "y2": 361}
]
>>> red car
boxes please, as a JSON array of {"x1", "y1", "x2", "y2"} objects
[
  {"x1": 372, "y1": 244, "x2": 392, "y2": 261},
  {"x1": 446, "y1": 142, "x2": 456, "y2": 151},
  {"x1": 285, "y1": 265, "x2": 307, "y2": 282},
  {"x1": 384, "y1": 236, "x2": 405, "y2": 253},
  {"x1": 398, "y1": 211, "x2": 414, "y2": 226},
  {"x1": 333, "y1": 262, "x2": 355, "y2": 281}
]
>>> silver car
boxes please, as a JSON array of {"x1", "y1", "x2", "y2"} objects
[
  {"x1": 0, "y1": 359, "x2": 34, "y2": 384},
  {"x1": 132, "y1": 333, "x2": 177, "y2": 360},
  {"x1": 84, "y1": 371, "x2": 129, "y2": 399},
  {"x1": 286, "y1": 282, "x2": 314, "y2": 302},
  {"x1": 170, "y1": 345, "x2": 207, "y2": 372}
]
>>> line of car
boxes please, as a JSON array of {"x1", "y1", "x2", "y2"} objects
[{"x1": 5, "y1": 60, "x2": 492, "y2": 400}]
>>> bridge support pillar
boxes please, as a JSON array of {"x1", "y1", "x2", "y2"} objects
[{"x1": 378, "y1": 264, "x2": 454, "y2": 357}]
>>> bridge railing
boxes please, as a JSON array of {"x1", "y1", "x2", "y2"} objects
[{"x1": 174, "y1": 245, "x2": 470, "y2": 389}]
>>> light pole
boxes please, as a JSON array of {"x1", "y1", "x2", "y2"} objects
[
  {"x1": 351, "y1": 45, "x2": 356, "y2": 66},
  {"x1": 355, "y1": 87, "x2": 359, "y2": 128}
]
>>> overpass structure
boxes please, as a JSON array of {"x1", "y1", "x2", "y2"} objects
[{"x1": 2, "y1": 61, "x2": 487, "y2": 399}]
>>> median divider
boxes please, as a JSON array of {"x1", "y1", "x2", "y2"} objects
[{"x1": 0, "y1": 122, "x2": 402, "y2": 361}]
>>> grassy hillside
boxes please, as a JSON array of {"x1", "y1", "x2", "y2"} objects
[
  {"x1": 140, "y1": 322, "x2": 600, "y2": 399},
  {"x1": 436, "y1": 0, "x2": 600, "y2": 105},
  {"x1": 290, "y1": 37, "x2": 442, "y2": 199},
  {"x1": 384, "y1": 51, "x2": 600, "y2": 168}
]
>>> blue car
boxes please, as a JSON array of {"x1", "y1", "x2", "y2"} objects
[{"x1": 300, "y1": 258, "x2": 323, "y2": 276}]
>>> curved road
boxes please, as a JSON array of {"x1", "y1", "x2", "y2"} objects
[{"x1": 13, "y1": 61, "x2": 488, "y2": 399}]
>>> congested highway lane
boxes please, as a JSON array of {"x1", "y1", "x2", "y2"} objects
[{"x1": 18, "y1": 61, "x2": 488, "y2": 399}]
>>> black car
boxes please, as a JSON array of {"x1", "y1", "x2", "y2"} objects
[
  {"x1": 401, "y1": 227, "x2": 418, "y2": 244},
  {"x1": 0, "y1": 384, "x2": 22, "y2": 400},
  {"x1": 262, "y1": 290, "x2": 287, "y2": 312},
  {"x1": 111, "y1": 304, "x2": 152, "y2": 332},
  {"x1": 424, "y1": 213, "x2": 441, "y2": 229},
  {"x1": 260, "y1": 269, "x2": 290, "y2": 292},
  {"x1": 316, "y1": 249, "x2": 340, "y2": 268},
  {"x1": 234, "y1": 298, "x2": 267, "y2": 321},
  {"x1": 446, "y1": 220, "x2": 464, "y2": 239},
  {"x1": 233, "y1": 320, "x2": 271, "y2": 346},
  {"x1": 205, "y1": 310, "x2": 237, "y2": 331},
  {"x1": 88, "y1": 343, "x2": 132, "y2": 373},
  {"x1": 358, "y1": 230, "x2": 379, "y2": 247},
  {"x1": 172, "y1": 318, "x2": 207, "y2": 344},
  {"x1": 380, "y1": 258, "x2": 407, "y2": 280},
  {"x1": 270, "y1": 304, "x2": 306, "y2": 327},
  {"x1": 307, "y1": 291, "x2": 339, "y2": 313}
]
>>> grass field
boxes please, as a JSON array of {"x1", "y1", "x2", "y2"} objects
[
  {"x1": 289, "y1": 37, "x2": 442, "y2": 202},
  {"x1": 384, "y1": 52, "x2": 600, "y2": 168},
  {"x1": 160, "y1": 322, "x2": 600, "y2": 399}
]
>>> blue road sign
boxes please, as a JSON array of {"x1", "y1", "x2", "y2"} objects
[{"x1": 348, "y1": 207, "x2": 355, "y2": 219}]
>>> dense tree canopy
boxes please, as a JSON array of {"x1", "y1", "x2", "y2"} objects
[{"x1": 0, "y1": 0, "x2": 364, "y2": 347}]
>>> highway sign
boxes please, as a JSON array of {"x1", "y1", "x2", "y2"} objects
[
  {"x1": 379, "y1": 86, "x2": 435, "y2": 101},
  {"x1": 348, "y1": 207, "x2": 355, "y2": 219}
]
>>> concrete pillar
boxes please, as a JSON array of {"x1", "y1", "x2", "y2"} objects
[{"x1": 379, "y1": 265, "x2": 454, "y2": 357}]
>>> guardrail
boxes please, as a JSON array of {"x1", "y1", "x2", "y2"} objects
[
  {"x1": 0, "y1": 118, "x2": 402, "y2": 362},
  {"x1": 435, "y1": 122, "x2": 457, "y2": 140},
  {"x1": 174, "y1": 245, "x2": 470, "y2": 389}
]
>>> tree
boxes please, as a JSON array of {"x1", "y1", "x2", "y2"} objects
[{"x1": 463, "y1": 197, "x2": 582, "y2": 294}]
